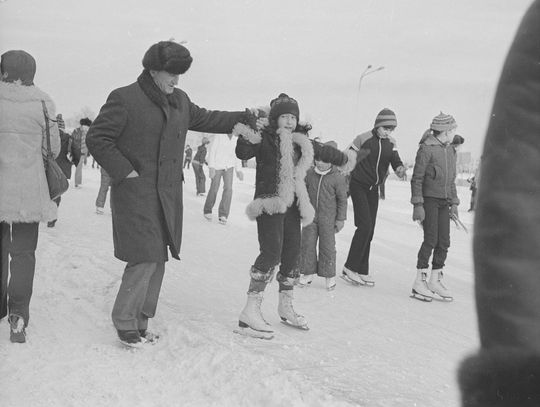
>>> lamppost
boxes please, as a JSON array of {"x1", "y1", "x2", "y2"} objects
[{"x1": 354, "y1": 65, "x2": 385, "y2": 133}]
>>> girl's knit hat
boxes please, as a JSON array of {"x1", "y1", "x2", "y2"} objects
[
  {"x1": 430, "y1": 112, "x2": 457, "y2": 132},
  {"x1": 269, "y1": 93, "x2": 299, "y2": 121},
  {"x1": 374, "y1": 108, "x2": 397, "y2": 128}
]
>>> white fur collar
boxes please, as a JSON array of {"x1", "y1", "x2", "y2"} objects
[{"x1": 0, "y1": 81, "x2": 55, "y2": 106}]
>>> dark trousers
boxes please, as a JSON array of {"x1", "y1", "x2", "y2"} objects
[
  {"x1": 345, "y1": 179, "x2": 380, "y2": 275},
  {"x1": 111, "y1": 262, "x2": 165, "y2": 331},
  {"x1": 416, "y1": 197, "x2": 451, "y2": 269},
  {"x1": 183, "y1": 159, "x2": 191, "y2": 169},
  {"x1": 252, "y1": 205, "x2": 301, "y2": 291},
  {"x1": 192, "y1": 162, "x2": 206, "y2": 194},
  {"x1": 0, "y1": 223, "x2": 9, "y2": 319},
  {"x1": 0, "y1": 222, "x2": 39, "y2": 325}
]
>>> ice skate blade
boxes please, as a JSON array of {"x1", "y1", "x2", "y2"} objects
[
  {"x1": 340, "y1": 274, "x2": 374, "y2": 287},
  {"x1": 410, "y1": 291, "x2": 433, "y2": 302},
  {"x1": 326, "y1": 284, "x2": 336, "y2": 292},
  {"x1": 119, "y1": 338, "x2": 147, "y2": 349},
  {"x1": 234, "y1": 327, "x2": 274, "y2": 340},
  {"x1": 432, "y1": 294, "x2": 453, "y2": 302},
  {"x1": 280, "y1": 318, "x2": 309, "y2": 331}
]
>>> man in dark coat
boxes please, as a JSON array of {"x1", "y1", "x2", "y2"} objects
[
  {"x1": 87, "y1": 40, "x2": 249, "y2": 346},
  {"x1": 458, "y1": 2, "x2": 540, "y2": 405}
]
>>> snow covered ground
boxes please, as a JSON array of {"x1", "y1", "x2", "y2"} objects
[{"x1": 0, "y1": 163, "x2": 478, "y2": 407}]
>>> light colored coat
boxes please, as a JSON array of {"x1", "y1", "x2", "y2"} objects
[{"x1": 0, "y1": 81, "x2": 60, "y2": 223}]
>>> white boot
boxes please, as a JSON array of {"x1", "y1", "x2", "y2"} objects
[
  {"x1": 278, "y1": 290, "x2": 309, "y2": 330},
  {"x1": 428, "y1": 269, "x2": 453, "y2": 301},
  {"x1": 411, "y1": 269, "x2": 433, "y2": 302},
  {"x1": 297, "y1": 274, "x2": 314, "y2": 287},
  {"x1": 341, "y1": 267, "x2": 375, "y2": 287},
  {"x1": 238, "y1": 291, "x2": 273, "y2": 333}
]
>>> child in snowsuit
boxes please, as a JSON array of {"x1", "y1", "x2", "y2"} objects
[
  {"x1": 410, "y1": 112, "x2": 460, "y2": 302},
  {"x1": 233, "y1": 93, "x2": 350, "y2": 338},
  {"x1": 298, "y1": 142, "x2": 348, "y2": 291}
]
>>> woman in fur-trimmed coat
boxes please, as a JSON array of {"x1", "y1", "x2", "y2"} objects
[
  {"x1": 233, "y1": 93, "x2": 350, "y2": 337},
  {"x1": 0, "y1": 50, "x2": 60, "y2": 342},
  {"x1": 458, "y1": 2, "x2": 540, "y2": 405}
]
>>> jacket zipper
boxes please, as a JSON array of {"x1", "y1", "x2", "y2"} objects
[
  {"x1": 316, "y1": 174, "x2": 324, "y2": 210},
  {"x1": 375, "y1": 138, "x2": 382, "y2": 187}
]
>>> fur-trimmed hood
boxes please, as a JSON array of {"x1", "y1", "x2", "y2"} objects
[{"x1": 233, "y1": 123, "x2": 315, "y2": 225}]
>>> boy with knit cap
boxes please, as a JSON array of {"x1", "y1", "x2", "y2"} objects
[
  {"x1": 342, "y1": 109, "x2": 407, "y2": 287},
  {"x1": 410, "y1": 112, "x2": 459, "y2": 302}
]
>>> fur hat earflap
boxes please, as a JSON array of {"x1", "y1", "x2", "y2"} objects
[{"x1": 142, "y1": 41, "x2": 193, "y2": 75}]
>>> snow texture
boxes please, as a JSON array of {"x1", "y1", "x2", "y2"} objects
[{"x1": 0, "y1": 165, "x2": 478, "y2": 407}]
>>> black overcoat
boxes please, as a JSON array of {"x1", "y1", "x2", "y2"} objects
[{"x1": 87, "y1": 73, "x2": 246, "y2": 263}]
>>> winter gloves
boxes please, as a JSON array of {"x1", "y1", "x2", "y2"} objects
[
  {"x1": 450, "y1": 204, "x2": 459, "y2": 219},
  {"x1": 335, "y1": 220, "x2": 345, "y2": 233},
  {"x1": 395, "y1": 165, "x2": 407, "y2": 180},
  {"x1": 412, "y1": 204, "x2": 425, "y2": 223}
]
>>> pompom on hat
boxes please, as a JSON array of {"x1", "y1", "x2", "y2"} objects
[
  {"x1": 0, "y1": 50, "x2": 36, "y2": 86},
  {"x1": 374, "y1": 108, "x2": 397, "y2": 128},
  {"x1": 431, "y1": 112, "x2": 457, "y2": 132},
  {"x1": 142, "y1": 41, "x2": 193, "y2": 75},
  {"x1": 269, "y1": 93, "x2": 300, "y2": 121}
]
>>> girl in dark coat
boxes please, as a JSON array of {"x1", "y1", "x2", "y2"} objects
[
  {"x1": 232, "y1": 94, "x2": 350, "y2": 338},
  {"x1": 87, "y1": 41, "x2": 249, "y2": 346}
]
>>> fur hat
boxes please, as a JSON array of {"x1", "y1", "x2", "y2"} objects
[
  {"x1": 374, "y1": 108, "x2": 397, "y2": 128},
  {"x1": 0, "y1": 50, "x2": 36, "y2": 86},
  {"x1": 80, "y1": 117, "x2": 92, "y2": 127},
  {"x1": 431, "y1": 112, "x2": 457, "y2": 132},
  {"x1": 269, "y1": 93, "x2": 300, "y2": 122},
  {"x1": 142, "y1": 41, "x2": 193, "y2": 75}
]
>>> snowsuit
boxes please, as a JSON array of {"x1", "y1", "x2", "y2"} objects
[
  {"x1": 234, "y1": 123, "x2": 347, "y2": 292},
  {"x1": 192, "y1": 143, "x2": 208, "y2": 195},
  {"x1": 0, "y1": 79, "x2": 60, "y2": 323},
  {"x1": 345, "y1": 130, "x2": 404, "y2": 275},
  {"x1": 458, "y1": 2, "x2": 540, "y2": 404},
  {"x1": 410, "y1": 134, "x2": 459, "y2": 270},
  {"x1": 301, "y1": 167, "x2": 348, "y2": 278},
  {"x1": 86, "y1": 70, "x2": 247, "y2": 331}
]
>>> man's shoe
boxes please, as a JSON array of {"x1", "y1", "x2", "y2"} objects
[
  {"x1": 204, "y1": 213, "x2": 212, "y2": 221},
  {"x1": 218, "y1": 216, "x2": 227, "y2": 225},
  {"x1": 9, "y1": 314, "x2": 26, "y2": 343},
  {"x1": 117, "y1": 330, "x2": 143, "y2": 347},
  {"x1": 96, "y1": 207, "x2": 104, "y2": 215}
]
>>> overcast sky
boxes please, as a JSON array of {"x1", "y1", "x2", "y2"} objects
[{"x1": 0, "y1": 0, "x2": 532, "y2": 162}]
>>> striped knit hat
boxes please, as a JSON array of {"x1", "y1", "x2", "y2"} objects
[
  {"x1": 430, "y1": 112, "x2": 457, "y2": 132},
  {"x1": 374, "y1": 108, "x2": 397, "y2": 128}
]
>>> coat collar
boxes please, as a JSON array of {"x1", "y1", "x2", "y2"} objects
[{"x1": 137, "y1": 70, "x2": 180, "y2": 111}]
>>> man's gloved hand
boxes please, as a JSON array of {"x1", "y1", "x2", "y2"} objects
[{"x1": 395, "y1": 165, "x2": 407, "y2": 180}]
